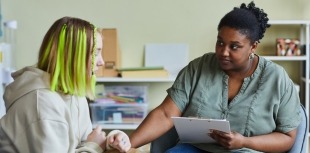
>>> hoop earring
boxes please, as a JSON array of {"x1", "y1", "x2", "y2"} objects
[{"x1": 249, "y1": 53, "x2": 254, "y2": 60}]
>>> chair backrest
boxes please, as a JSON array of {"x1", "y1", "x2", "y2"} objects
[
  {"x1": 150, "y1": 104, "x2": 308, "y2": 153},
  {"x1": 287, "y1": 104, "x2": 308, "y2": 153}
]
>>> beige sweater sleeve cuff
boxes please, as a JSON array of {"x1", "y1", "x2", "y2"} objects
[{"x1": 76, "y1": 142, "x2": 103, "y2": 153}]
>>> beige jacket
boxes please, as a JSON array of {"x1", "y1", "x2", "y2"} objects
[{"x1": 0, "y1": 66, "x2": 102, "y2": 153}]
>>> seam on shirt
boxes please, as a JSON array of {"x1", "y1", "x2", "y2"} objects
[{"x1": 244, "y1": 61, "x2": 266, "y2": 136}]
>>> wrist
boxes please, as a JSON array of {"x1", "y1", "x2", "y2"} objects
[{"x1": 242, "y1": 136, "x2": 250, "y2": 148}]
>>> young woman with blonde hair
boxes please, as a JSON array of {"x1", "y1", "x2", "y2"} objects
[{"x1": 0, "y1": 16, "x2": 130, "y2": 153}]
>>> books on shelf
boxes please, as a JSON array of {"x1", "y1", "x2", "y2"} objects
[
  {"x1": 95, "y1": 85, "x2": 147, "y2": 104},
  {"x1": 117, "y1": 66, "x2": 169, "y2": 78},
  {"x1": 120, "y1": 69, "x2": 169, "y2": 78}
]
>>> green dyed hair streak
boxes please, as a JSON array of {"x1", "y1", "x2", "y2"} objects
[
  {"x1": 50, "y1": 24, "x2": 88, "y2": 97},
  {"x1": 50, "y1": 25, "x2": 66, "y2": 92},
  {"x1": 90, "y1": 26, "x2": 97, "y2": 99}
]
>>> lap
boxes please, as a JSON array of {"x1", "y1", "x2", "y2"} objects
[{"x1": 165, "y1": 143, "x2": 210, "y2": 153}]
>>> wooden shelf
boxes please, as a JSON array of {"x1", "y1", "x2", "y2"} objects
[
  {"x1": 96, "y1": 77, "x2": 176, "y2": 82},
  {"x1": 269, "y1": 20, "x2": 310, "y2": 25},
  {"x1": 92, "y1": 123, "x2": 139, "y2": 130},
  {"x1": 263, "y1": 56, "x2": 307, "y2": 61},
  {"x1": 268, "y1": 20, "x2": 310, "y2": 153}
]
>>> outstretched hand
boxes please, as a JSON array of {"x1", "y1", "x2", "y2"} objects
[{"x1": 209, "y1": 129, "x2": 245, "y2": 149}]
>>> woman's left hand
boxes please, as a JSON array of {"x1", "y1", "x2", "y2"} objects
[{"x1": 209, "y1": 130, "x2": 245, "y2": 149}]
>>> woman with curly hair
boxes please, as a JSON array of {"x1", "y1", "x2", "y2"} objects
[{"x1": 129, "y1": 1, "x2": 301, "y2": 152}]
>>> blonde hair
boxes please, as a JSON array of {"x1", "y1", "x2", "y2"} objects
[{"x1": 37, "y1": 16, "x2": 97, "y2": 99}]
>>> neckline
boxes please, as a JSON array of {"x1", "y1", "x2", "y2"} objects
[{"x1": 222, "y1": 55, "x2": 259, "y2": 79}]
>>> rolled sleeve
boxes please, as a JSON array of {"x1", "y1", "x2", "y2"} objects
[{"x1": 276, "y1": 81, "x2": 302, "y2": 133}]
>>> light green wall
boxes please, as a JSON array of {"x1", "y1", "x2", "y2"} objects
[{"x1": 2, "y1": 0, "x2": 309, "y2": 110}]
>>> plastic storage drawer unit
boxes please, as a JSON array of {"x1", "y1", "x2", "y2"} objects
[{"x1": 90, "y1": 103, "x2": 147, "y2": 125}]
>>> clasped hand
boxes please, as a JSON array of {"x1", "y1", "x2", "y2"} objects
[{"x1": 86, "y1": 125, "x2": 131, "y2": 152}]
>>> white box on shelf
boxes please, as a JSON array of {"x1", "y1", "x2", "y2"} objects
[{"x1": 144, "y1": 43, "x2": 189, "y2": 77}]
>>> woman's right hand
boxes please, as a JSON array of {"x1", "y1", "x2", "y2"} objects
[
  {"x1": 86, "y1": 125, "x2": 107, "y2": 150},
  {"x1": 209, "y1": 130, "x2": 245, "y2": 150}
]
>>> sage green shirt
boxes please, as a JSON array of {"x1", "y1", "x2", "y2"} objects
[{"x1": 167, "y1": 52, "x2": 302, "y2": 153}]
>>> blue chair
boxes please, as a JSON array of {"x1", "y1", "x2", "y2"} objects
[
  {"x1": 150, "y1": 105, "x2": 308, "y2": 153},
  {"x1": 288, "y1": 104, "x2": 308, "y2": 153}
]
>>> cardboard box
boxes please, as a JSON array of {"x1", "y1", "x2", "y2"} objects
[{"x1": 96, "y1": 29, "x2": 121, "y2": 77}]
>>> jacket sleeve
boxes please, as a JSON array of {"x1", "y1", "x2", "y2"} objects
[
  {"x1": 24, "y1": 120, "x2": 73, "y2": 153},
  {"x1": 26, "y1": 119, "x2": 103, "y2": 153},
  {"x1": 76, "y1": 142, "x2": 103, "y2": 153}
]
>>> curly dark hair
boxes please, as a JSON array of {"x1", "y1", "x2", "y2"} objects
[{"x1": 217, "y1": 1, "x2": 270, "y2": 43}]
